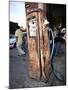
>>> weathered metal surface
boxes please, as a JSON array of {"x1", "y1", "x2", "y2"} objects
[
  {"x1": 38, "y1": 11, "x2": 52, "y2": 81},
  {"x1": 26, "y1": 10, "x2": 52, "y2": 81},
  {"x1": 42, "y1": 26, "x2": 52, "y2": 81},
  {"x1": 26, "y1": 12, "x2": 41, "y2": 80}
]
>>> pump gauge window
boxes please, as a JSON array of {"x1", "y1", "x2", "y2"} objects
[{"x1": 28, "y1": 18, "x2": 37, "y2": 37}]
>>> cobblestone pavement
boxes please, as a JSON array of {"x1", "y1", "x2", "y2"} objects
[{"x1": 9, "y1": 43, "x2": 66, "y2": 89}]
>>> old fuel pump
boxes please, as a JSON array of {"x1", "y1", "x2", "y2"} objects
[{"x1": 26, "y1": 9, "x2": 54, "y2": 82}]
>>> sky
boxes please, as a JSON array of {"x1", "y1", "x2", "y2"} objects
[
  {"x1": 9, "y1": 0, "x2": 66, "y2": 29},
  {"x1": 10, "y1": 1, "x2": 26, "y2": 28}
]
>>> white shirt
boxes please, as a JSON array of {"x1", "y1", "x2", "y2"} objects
[{"x1": 15, "y1": 29, "x2": 23, "y2": 46}]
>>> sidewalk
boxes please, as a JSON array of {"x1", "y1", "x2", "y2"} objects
[{"x1": 9, "y1": 44, "x2": 66, "y2": 88}]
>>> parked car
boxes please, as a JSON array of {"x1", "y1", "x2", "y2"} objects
[{"x1": 9, "y1": 35, "x2": 16, "y2": 48}]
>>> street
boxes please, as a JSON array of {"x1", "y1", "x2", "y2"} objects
[{"x1": 9, "y1": 43, "x2": 66, "y2": 89}]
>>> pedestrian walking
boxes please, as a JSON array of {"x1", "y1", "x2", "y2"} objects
[
  {"x1": 22, "y1": 32, "x2": 27, "y2": 53},
  {"x1": 15, "y1": 26, "x2": 25, "y2": 56},
  {"x1": 55, "y1": 23, "x2": 64, "y2": 56}
]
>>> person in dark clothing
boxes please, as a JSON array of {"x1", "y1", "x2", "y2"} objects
[
  {"x1": 22, "y1": 32, "x2": 27, "y2": 53},
  {"x1": 55, "y1": 24, "x2": 64, "y2": 56}
]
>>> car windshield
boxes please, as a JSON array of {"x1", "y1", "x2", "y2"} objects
[{"x1": 10, "y1": 35, "x2": 15, "y2": 39}]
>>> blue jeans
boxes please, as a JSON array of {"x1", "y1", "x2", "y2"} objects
[
  {"x1": 55, "y1": 42, "x2": 64, "y2": 56},
  {"x1": 22, "y1": 41, "x2": 27, "y2": 53}
]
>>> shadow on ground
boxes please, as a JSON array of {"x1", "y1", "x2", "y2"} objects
[{"x1": 9, "y1": 43, "x2": 66, "y2": 89}]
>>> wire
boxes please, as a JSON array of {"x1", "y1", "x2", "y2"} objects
[{"x1": 49, "y1": 28, "x2": 65, "y2": 82}]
